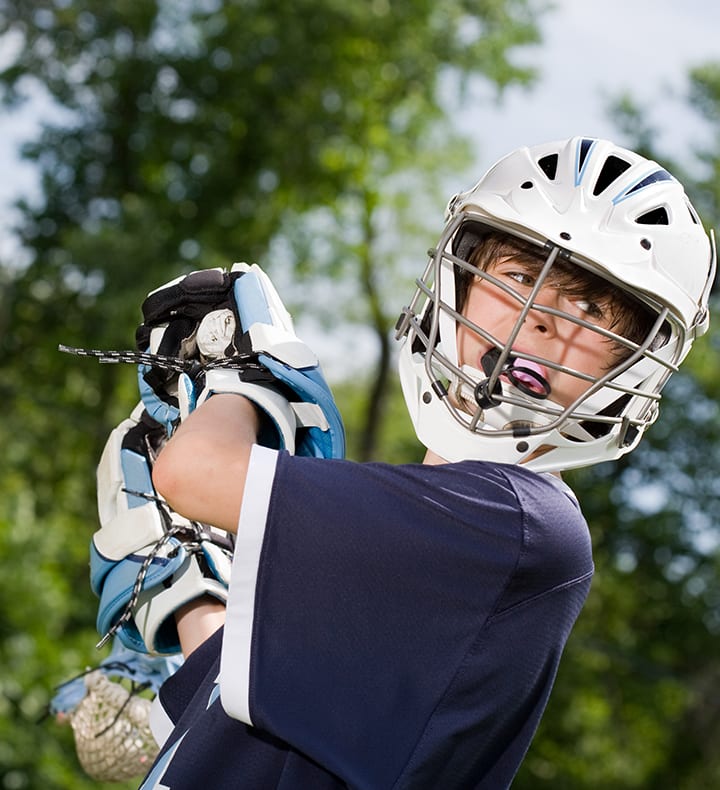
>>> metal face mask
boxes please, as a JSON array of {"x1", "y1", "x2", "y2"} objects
[{"x1": 396, "y1": 138, "x2": 715, "y2": 472}]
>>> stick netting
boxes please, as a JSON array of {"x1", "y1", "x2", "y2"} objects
[{"x1": 69, "y1": 671, "x2": 159, "y2": 782}]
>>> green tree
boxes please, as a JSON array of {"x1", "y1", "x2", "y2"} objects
[
  {"x1": 514, "y1": 65, "x2": 720, "y2": 789},
  {"x1": 0, "y1": 0, "x2": 543, "y2": 784}
]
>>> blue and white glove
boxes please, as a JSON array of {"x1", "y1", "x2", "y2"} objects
[
  {"x1": 90, "y1": 403, "x2": 233, "y2": 656},
  {"x1": 136, "y1": 263, "x2": 345, "y2": 459}
]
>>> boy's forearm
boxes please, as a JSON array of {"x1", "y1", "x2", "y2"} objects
[
  {"x1": 175, "y1": 596, "x2": 227, "y2": 657},
  {"x1": 153, "y1": 394, "x2": 261, "y2": 533}
]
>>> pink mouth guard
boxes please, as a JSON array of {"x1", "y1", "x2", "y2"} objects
[
  {"x1": 477, "y1": 349, "x2": 552, "y2": 405},
  {"x1": 504, "y1": 358, "x2": 551, "y2": 399}
]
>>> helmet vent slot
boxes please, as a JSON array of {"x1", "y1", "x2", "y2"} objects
[
  {"x1": 537, "y1": 154, "x2": 558, "y2": 180},
  {"x1": 636, "y1": 207, "x2": 669, "y2": 225},
  {"x1": 593, "y1": 155, "x2": 631, "y2": 196},
  {"x1": 578, "y1": 138, "x2": 595, "y2": 173},
  {"x1": 626, "y1": 168, "x2": 674, "y2": 195}
]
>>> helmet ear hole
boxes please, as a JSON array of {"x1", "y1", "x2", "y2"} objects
[{"x1": 578, "y1": 395, "x2": 632, "y2": 438}]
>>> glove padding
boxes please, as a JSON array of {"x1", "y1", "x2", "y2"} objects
[
  {"x1": 135, "y1": 263, "x2": 345, "y2": 459},
  {"x1": 91, "y1": 403, "x2": 233, "y2": 655}
]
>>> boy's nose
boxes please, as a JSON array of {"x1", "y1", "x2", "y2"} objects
[{"x1": 524, "y1": 299, "x2": 559, "y2": 337}]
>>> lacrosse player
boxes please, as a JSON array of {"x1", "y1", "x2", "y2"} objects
[{"x1": 96, "y1": 137, "x2": 714, "y2": 789}]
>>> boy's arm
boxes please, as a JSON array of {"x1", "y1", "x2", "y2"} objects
[
  {"x1": 153, "y1": 393, "x2": 261, "y2": 535},
  {"x1": 89, "y1": 264, "x2": 344, "y2": 659},
  {"x1": 175, "y1": 597, "x2": 227, "y2": 656},
  {"x1": 154, "y1": 394, "x2": 261, "y2": 657}
]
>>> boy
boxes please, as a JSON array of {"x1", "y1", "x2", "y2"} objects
[{"x1": 96, "y1": 137, "x2": 715, "y2": 788}]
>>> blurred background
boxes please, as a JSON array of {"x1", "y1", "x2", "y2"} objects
[{"x1": 0, "y1": 1, "x2": 718, "y2": 787}]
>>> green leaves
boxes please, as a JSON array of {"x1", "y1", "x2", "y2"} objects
[
  {"x1": 0, "y1": 0, "x2": 544, "y2": 784},
  {"x1": 2, "y1": 0, "x2": 718, "y2": 783}
]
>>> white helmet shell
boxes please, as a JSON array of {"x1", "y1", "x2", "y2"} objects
[{"x1": 397, "y1": 137, "x2": 716, "y2": 472}]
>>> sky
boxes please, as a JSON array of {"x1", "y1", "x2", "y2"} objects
[
  {"x1": 458, "y1": 0, "x2": 720, "y2": 182},
  {"x1": 1, "y1": 0, "x2": 719, "y2": 376}
]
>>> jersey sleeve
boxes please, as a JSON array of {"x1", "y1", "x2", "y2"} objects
[
  {"x1": 219, "y1": 448, "x2": 593, "y2": 789},
  {"x1": 219, "y1": 444, "x2": 279, "y2": 723},
  {"x1": 150, "y1": 627, "x2": 224, "y2": 748}
]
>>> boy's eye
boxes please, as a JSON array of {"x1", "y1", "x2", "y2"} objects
[
  {"x1": 575, "y1": 299, "x2": 605, "y2": 321},
  {"x1": 506, "y1": 270, "x2": 535, "y2": 287}
]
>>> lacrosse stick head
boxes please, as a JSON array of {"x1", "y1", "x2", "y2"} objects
[
  {"x1": 49, "y1": 639, "x2": 181, "y2": 782},
  {"x1": 69, "y1": 670, "x2": 158, "y2": 782}
]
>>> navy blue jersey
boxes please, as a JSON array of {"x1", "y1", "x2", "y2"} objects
[{"x1": 142, "y1": 447, "x2": 593, "y2": 789}]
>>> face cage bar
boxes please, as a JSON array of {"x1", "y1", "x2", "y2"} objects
[{"x1": 396, "y1": 211, "x2": 687, "y2": 441}]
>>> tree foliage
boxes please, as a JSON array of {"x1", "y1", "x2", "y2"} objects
[
  {"x1": 2, "y1": 1, "x2": 718, "y2": 786},
  {"x1": 0, "y1": 0, "x2": 542, "y2": 785},
  {"x1": 513, "y1": 68, "x2": 720, "y2": 789}
]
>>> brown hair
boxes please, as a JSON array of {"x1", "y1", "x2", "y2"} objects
[{"x1": 458, "y1": 232, "x2": 658, "y2": 359}]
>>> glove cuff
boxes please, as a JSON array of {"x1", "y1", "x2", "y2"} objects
[
  {"x1": 134, "y1": 542, "x2": 231, "y2": 655},
  {"x1": 181, "y1": 369, "x2": 298, "y2": 453}
]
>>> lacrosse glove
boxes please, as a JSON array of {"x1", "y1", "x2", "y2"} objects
[
  {"x1": 135, "y1": 263, "x2": 345, "y2": 459},
  {"x1": 90, "y1": 402, "x2": 233, "y2": 655}
]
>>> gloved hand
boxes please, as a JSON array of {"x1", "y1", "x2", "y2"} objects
[
  {"x1": 135, "y1": 262, "x2": 345, "y2": 459},
  {"x1": 90, "y1": 403, "x2": 234, "y2": 655}
]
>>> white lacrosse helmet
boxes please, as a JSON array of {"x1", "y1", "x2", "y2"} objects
[{"x1": 396, "y1": 137, "x2": 716, "y2": 472}]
